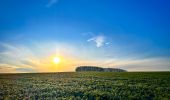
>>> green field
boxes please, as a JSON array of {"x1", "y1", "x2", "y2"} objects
[{"x1": 0, "y1": 72, "x2": 170, "y2": 100}]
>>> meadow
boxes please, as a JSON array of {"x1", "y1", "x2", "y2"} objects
[{"x1": 0, "y1": 72, "x2": 170, "y2": 100}]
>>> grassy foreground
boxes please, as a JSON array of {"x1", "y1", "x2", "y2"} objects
[{"x1": 0, "y1": 72, "x2": 170, "y2": 100}]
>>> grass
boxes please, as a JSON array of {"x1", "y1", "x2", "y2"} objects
[{"x1": 0, "y1": 72, "x2": 170, "y2": 100}]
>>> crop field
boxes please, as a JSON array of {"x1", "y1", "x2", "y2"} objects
[{"x1": 0, "y1": 72, "x2": 170, "y2": 100}]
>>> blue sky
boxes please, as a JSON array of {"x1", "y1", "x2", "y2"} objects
[{"x1": 0, "y1": 0, "x2": 170, "y2": 73}]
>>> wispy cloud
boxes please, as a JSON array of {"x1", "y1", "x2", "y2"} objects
[
  {"x1": 0, "y1": 42, "x2": 169, "y2": 73},
  {"x1": 105, "y1": 42, "x2": 110, "y2": 45},
  {"x1": 87, "y1": 35, "x2": 106, "y2": 47},
  {"x1": 0, "y1": 42, "x2": 91, "y2": 73},
  {"x1": 46, "y1": 0, "x2": 58, "y2": 7},
  {"x1": 0, "y1": 43, "x2": 38, "y2": 73},
  {"x1": 102, "y1": 57, "x2": 170, "y2": 71},
  {"x1": 0, "y1": 63, "x2": 35, "y2": 73},
  {"x1": 0, "y1": 64, "x2": 17, "y2": 73}
]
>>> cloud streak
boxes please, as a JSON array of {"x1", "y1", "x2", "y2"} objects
[
  {"x1": 87, "y1": 35, "x2": 106, "y2": 47},
  {"x1": 102, "y1": 57, "x2": 170, "y2": 71},
  {"x1": 0, "y1": 63, "x2": 18, "y2": 73},
  {"x1": 0, "y1": 42, "x2": 94, "y2": 73},
  {"x1": 0, "y1": 41, "x2": 169, "y2": 73},
  {"x1": 46, "y1": 0, "x2": 58, "y2": 7}
]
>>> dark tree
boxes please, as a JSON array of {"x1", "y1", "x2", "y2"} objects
[{"x1": 76, "y1": 66, "x2": 127, "y2": 72}]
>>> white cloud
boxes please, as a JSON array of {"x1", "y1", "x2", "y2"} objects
[
  {"x1": 87, "y1": 35, "x2": 106, "y2": 47},
  {"x1": 46, "y1": 0, "x2": 58, "y2": 7}
]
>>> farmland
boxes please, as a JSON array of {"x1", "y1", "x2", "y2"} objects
[{"x1": 0, "y1": 72, "x2": 170, "y2": 100}]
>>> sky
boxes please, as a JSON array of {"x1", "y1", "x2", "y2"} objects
[{"x1": 0, "y1": 0, "x2": 170, "y2": 73}]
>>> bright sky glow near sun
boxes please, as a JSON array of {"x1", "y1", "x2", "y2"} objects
[{"x1": 0, "y1": 0, "x2": 170, "y2": 73}]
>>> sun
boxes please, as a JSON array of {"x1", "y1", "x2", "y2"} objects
[{"x1": 53, "y1": 57, "x2": 60, "y2": 64}]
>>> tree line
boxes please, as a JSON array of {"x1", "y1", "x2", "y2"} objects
[{"x1": 75, "y1": 66, "x2": 127, "y2": 72}]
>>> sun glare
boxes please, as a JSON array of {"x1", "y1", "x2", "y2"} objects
[{"x1": 53, "y1": 57, "x2": 60, "y2": 64}]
